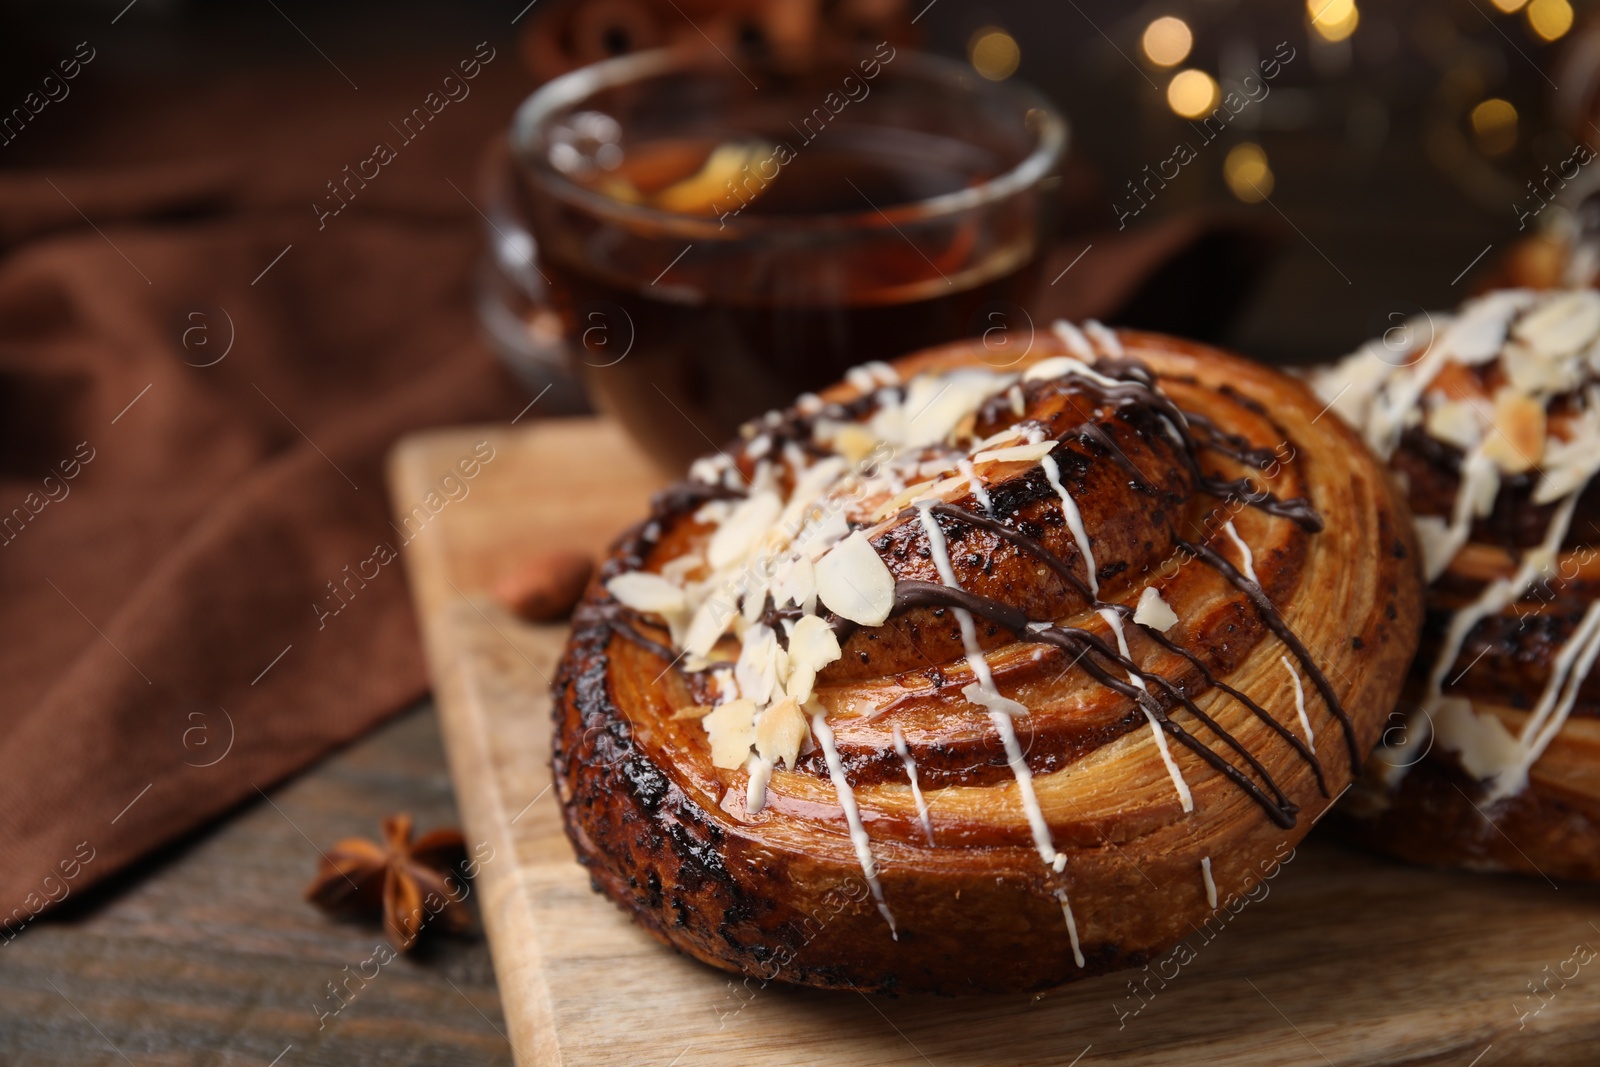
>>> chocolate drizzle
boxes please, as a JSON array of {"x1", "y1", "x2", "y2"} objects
[
  {"x1": 889, "y1": 575, "x2": 1302, "y2": 826},
  {"x1": 922, "y1": 502, "x2": 1095, "y2": 603},
  {"x1": 602, "y1": 348, "x2": 1354, "y2": 828},
  {"x1": 1176, "y1": 538, "x2": 1362, "y2": 772},
  {"x1": 1069, "y1": 359, "x2": 1323, "y2": 533},
  {"x1": 592, "y1": 603, "x2": 679, "y2": 664},
  {"x1": 1130, "y1": 614, "x2": 1330, "y2": 797},
  {"x1": 1035, "y1": 627, "x2": 1302, "y2": 827}
]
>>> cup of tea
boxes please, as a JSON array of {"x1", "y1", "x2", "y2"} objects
[{"x1": 505, "y1": 44, "x2": 1066, "y2": 469}]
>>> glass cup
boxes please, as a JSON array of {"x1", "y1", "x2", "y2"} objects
[{"x1": 504, "y1": 44, "x2": 1066, "y2": 470}]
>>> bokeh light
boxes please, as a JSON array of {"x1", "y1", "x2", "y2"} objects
[
  {"x1": 1526, "y1": 0, "x2": 1574, "y2": 41},
  {"x1": 1167, "y1": 69, "x2": 1220, "y2": 119},
  {"x1": 1224, "y1": 143, "x2": 1275, "y2": 202},
  {"x1": 1142, "y1": 17, "x2": 1194, "y2": 68},
  {"x1": 970, "y1": 28, "x2": 1021, "y2": 81},
  {"x1": 1469, "y1": 97, "x2": 1518, "y2": 155},
  {"x1": 1308, "y1": 0, "x2": 1360, "y2": 42},
  {"x1": 1490, "y1": 0, "x2": 1529, "y2": 12}
]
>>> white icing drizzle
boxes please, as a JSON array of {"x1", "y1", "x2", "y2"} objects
[
  {"x1": 1313, "y1": 290, "x2": 1600, "y2": 802},
  {"x1": 914, "y1": 504, "x2": 998, "y2": 690},
  {"x1": 1050, "y1": 320, "x2": 1095, "y2": 359},
  {"x1": 1084, "y1": 319, "x2": 1124, "y2": 357},
  {"x1": 956, "y1": 456, "x2": 993, "y2": 515},
  {"x1": 1041, "y1": 453, "x2": 1098, "y2": 598},
  {"x1": 1488, "y1": 599, "x2": 1600, "y2": 801},
  {"x1": 1200, "y1": 856, "x2": 1218, "y2": 909},
  {"x1": 1099, "y1": 607, "x2": 1194, "y2": 812},
  {"x1": 1310, "y1": 290, "x2": 1528, "y2": 460},
  {"x1": 1382, "y1": 495, "x2": 1580, "y2": 790},
  {"x1": 1222, "y1": 520, "x2": 1257, "y2": 587},
  {"x1": 865, "y1": 360, "x2": 900, "y2": 387},
  {"x1": 610, "y1": 330, "x2": 1204, "y2": 950},
  {"x1": 1431, "y1": 496, "x2": 1579, "y2": 704},
  {"x1": 892, "y1": 723, "x2": 936, "y2": 846},
  {"x1": 812, "y1": 710, "x2": 897, "y2": 936},
  {"x1": 1281, "y1": 655, "x2": 1314, "y2": 752},
  {"x1": 1398, "y1": 496, "x2": 1583, "y2": 791},
  {"x1": 845, "y1": 365, "x2": 878, "y2": 393},
  {"x1": 916, "y1": 503, "x2": 1060, "y2": 866},
  {"x1": 1421, "y1": 443, "x2": 1499, "y2": 582},
  {"x1": 1025, "y1": 354, "x2": 1123, "y2": 390},
  {"x1": 1056, "y1": 890, "x2": 1087, "y2": 967}
]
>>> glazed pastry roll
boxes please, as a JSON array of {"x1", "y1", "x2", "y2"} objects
[
  {"x1": 1314, "y1": 288, "x2": 1600, "y2": 881},
  {"x1": 555, "y1": 324, "x2": 1422, "y2": 993}
]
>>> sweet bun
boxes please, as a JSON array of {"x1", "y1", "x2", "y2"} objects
[
  {"x1": 1315, "y1": 288, "x2": 1600, "y2": 881},
  {"x1": 555, "y1": 323, "x2": 1422, "y2": 992}
]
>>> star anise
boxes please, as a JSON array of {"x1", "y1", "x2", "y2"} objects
[{"x1": 305, "y1": 814, "x2": 471, "y2": 951}]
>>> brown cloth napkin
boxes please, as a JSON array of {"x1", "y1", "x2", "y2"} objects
[
  {"x1": 0, "y1": 50, "x2": 1281, "y2": 929},
  {"x1": 0, "y1": 54, "x2": 537, "y2": 929}
]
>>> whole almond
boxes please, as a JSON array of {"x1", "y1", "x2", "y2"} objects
[{"x1": 494, "y1": 550, "x2": 593, "y2": 622}]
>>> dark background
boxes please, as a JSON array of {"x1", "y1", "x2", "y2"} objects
[{"x1": 2, "y1": 0, "x2": 1582, "y2": 364}]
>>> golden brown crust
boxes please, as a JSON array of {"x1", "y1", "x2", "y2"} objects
[{"x1": 553, "y1": 330, "x2": 1423, "y2": 993}]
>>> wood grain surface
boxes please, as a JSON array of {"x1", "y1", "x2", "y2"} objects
[
  {"x1": 0, "y1": 704, "x2": 513, "y2": 1067},
  {"x1": 391, "y1": 416, "x2": 1600, "y2": 1067}
]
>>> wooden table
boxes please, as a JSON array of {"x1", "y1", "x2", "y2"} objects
[
  {"x1": 0, "y1": 702, "x2": 512, "y2": 1067},
  {"x1": 394, "y1": 419, "x2": 1600, "y2": 1067}
]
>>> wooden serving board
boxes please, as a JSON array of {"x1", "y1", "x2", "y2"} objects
[{"x1": 390, "y1": 417, "x2": 1600, "y2": 1067}]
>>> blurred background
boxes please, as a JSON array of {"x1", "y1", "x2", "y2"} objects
[
  {"x1": 0, "y1": 1, "x2": 1593, "y2": 1062},
  {"x1": 4, "y1": 0, "x2": 1595, "y2": 363}
]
